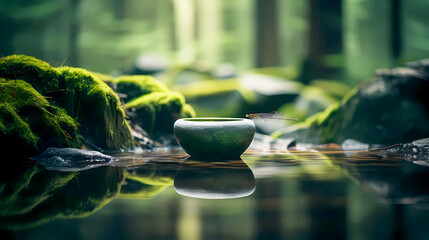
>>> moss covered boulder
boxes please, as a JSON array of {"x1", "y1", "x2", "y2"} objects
[
  {"x1": 0, "y1": 80, "x2": 82, "y2": 157},
  {"x1": 115, "y1": 75, "x2": 195, "y2": 141},
  {"x1": 115, "y1": 75, "x2": 169, "y2": 102},
  {"x1": 273, "y1": 66, "x2": 429, "y2": 145},
  {"x1": 0, "y1": 55, "x2": 133, "y2": 150}
]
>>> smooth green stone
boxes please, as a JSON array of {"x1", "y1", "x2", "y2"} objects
[{"x1": 174, "y1": 118, "x2": 255, "y2": 159}]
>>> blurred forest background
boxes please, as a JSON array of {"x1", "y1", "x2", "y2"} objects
[{"x1": 1, "y1": 0, "x2": 428, "y2": 126}]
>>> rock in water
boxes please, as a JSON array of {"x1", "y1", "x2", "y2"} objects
[
  {"x1": 29, "y1": 148, "x2": 119, "y2": 172},
  {"x1": 384, "y1": 138, "x2": 429, "y2": 166},
  {"x1": 273, "y1": 61, "x2": 429, "y2": 145}
]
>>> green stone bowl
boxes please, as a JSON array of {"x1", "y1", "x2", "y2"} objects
[{"x1": 174, "y1": 118, "x2": 255, "y2": 159}]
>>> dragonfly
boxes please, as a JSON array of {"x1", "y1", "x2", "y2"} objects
[{"x1": 245, "y1": 111, "x2": 298, "y2": 121}]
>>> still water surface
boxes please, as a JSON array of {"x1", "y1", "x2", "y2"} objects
[{"x1": 2, "y1": 146, "x2": 429, "y2": 240}]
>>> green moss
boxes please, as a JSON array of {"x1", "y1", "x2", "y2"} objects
[
  {"x1": 182, "y1": 104, "x2": 196, "y2": 118},
  {"x1": 0, "y1": 103, "x2": 39, "y2": 154},
  {"x1": 0, "y1": 80, "x2": 82, "y2": 157},
  {"x1": 91, "y1": 72, "x2": 117, "y2": 90},
  {"x1": 0, "y1": 55, "x2": 63, "y2": 95},
  {"x1": 115, "y1": 75, "x2": 169, "y2": 102},
  {"x1": 0, "y1": 55, "x2": 133, "y2": 150},
  {"x1": 91, "y1": 71, "x2": 114, "y2": 84},
  {"x1": 124, "y1": 91, "x2": 194, "y2": 139},
  {"x1": 57, "y1": 67, "x2": 133, "y2": 150}
]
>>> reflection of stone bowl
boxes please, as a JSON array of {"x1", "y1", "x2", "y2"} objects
[
  {"x1": 174, "y1": 158, "x2": 255, "y2": 199},
  {"x1": 174, "y1": 118, "x2": 255, "y2": 159}
]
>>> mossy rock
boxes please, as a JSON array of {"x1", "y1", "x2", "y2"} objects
[
  {"x1": 273, "y1": 67, "x2": 429, "y2": 145},
  {"x1": 57, "y1": 67, "x2": 133, "y2": 150},
  {"x1": 114, "y1": 75, "x2": 195, "y2": 141},
  {"x1": 124, "y1": 91, "x2": 195, "y2": 140},
  {"x1": 0, "y1": 80, "x2": 82, "y2": 157},
  {"x1": 115, "y1": 75, "x2": 169, "y2": 102},
  {"x1": 0, "y1": 55, "x2": 133, "y2": 150},
  {"x1": 0, "y1": 55, "x2": 61, "y2": 94},
  {"x1": 91, "y1": 71, "x2": 116, "y2": 89}
]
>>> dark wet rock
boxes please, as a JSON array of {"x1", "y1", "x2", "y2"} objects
[
  {"x1": 274, "y1": 64, "x2": 429, "y2": 145},
  {"x1": 385, "y1": 138, "x2": 429, "y2": 154},
  {"x1": 129, "y1": 123, "x2": 159, "y2": 149},
  {"x1": 29, "y1": 148, "x2": 118, "y2": 172},
  {"x1": 406, "y1": 58, "x2": 429, "y2": 75},
  {"x1": 382, "y1": 138, "x2": 429, "y2": 166}
]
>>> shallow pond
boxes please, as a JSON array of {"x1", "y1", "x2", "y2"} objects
[{"x1": 2, "y1": 146, "x2": 429, "y2": 240}]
